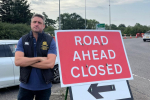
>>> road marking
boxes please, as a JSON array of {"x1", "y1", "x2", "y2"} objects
[{"x1": 133, "y1": 74, "x2": 150, "y2": 82}]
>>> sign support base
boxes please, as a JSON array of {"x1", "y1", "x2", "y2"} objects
[{"x1": 65, "y1": 87, "x2": 69, "y2": 100}]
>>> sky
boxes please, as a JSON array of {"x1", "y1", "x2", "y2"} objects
[{"x1": 27, "y1": 0, "x2": 150, "y2": 27}]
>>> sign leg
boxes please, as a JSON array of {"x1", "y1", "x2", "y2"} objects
[{"x1": 65, "y1": 87, "x2": 69, "y2": 100}]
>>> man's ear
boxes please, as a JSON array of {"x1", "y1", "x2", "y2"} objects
[{"x1": 43, "y1": 24, "x2": 45, "y2": 29}]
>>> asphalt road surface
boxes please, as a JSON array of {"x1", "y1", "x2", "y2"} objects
[
  {"x1": 0, "y1": 38, "x2": 150, "y2": 100},
  {"x1": 124, "y1": 38, "x2": 150, "y2": 100}
]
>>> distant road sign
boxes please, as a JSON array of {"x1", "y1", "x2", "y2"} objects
[
  {"x1": 55, "y1": 30, "x2": 133, "y2": 87},
  {"x1": 96, "y1": 23, "x2": 105, "y2": 30}
]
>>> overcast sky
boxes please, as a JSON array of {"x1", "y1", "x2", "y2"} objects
[{"x1": 28, "y1": 0, "x2": 150, "y2": 27}]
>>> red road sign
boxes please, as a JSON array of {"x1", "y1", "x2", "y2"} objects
[{"x1": 55, "y1": 30, "x2": 133, "y2": 87}]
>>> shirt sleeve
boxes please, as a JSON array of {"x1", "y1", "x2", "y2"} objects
[
  {"x1": 16, "y1": 37, "x2": 24, "y2": 52},
  {"x1": 48, "y1": 38, "x2": 57, "y2": 55}
]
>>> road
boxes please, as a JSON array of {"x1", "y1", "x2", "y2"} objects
[
  {"x1": 124, "y1": 38, "x2": 150, "y2": 100},
  {"x1": 0, "y1": 38, "x2": 150, "y2": 100}
]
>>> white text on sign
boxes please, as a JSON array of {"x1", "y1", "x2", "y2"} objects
[{"x1": 71, "y1": 35, "x2": 123, "y2": 78}]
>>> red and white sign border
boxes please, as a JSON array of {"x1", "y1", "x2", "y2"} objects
[{"x1": 55, "y1": 30, "x2": 133, "y2": 87}]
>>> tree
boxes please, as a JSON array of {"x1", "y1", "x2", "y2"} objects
[
  {"x1": 118, "y1": 24, "x2": 126, "y2": 28},
  {"x1": 12, "y1": 0, "x2": 33, "y2": 24},
  {"x1": 111, "y1": 24, "x2": 118, "y2": 30},
  {"x1": 57, "y1": 13, "x2": 85, "y2": 30},
  {"x1": 132, "y1": 23, "x2": 143, "y2": 35},
  {"x1": 0, "y1": 0, "x2": 32, "y2": 24},
  {"x1": 44, "y1": 26, "x2": 55, "y2": 36},
  {"x1": 0, "y1": 0, "x2": 14, "y2": 23},
  {"x1": 123, "y1": 26, "x2": 133, "y2": 36},
  {"x1": 86, "y1": 19, "x2": 99, "y2": 29},
  {"x1": 42, "y1": 12, "x2": 56, "y2": 28},
  {"x1": 105, "y1": 24, "x2": 109, "y2": 30},
  {"x1": 0, "y1": 22, "x2": 30, "y2": 39},
  {"x1": 118, "y1": 24, "x2": 126, "y2": 34}
]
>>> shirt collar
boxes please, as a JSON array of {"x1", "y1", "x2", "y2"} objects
[{"x1": 29, "y1": 31, "x2": 44, "y2": 39}]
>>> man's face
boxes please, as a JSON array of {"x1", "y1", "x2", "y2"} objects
[{"x1": 31, "y1": 17, "x2": 45, "y2": 33}]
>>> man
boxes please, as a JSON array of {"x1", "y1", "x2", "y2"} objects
[{"x1": 15, "y1": 14, "x2": 57, "y2": 100}]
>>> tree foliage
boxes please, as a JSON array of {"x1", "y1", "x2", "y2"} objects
[
  {"x1": 44, "y1": 26, "x2": 55, "y2": 36},
  {"x1": 111, "y1": 24, "x2": 118, "y2": 30},
  {"x1": 0, "y1": 6, "x2": 150, "y2": 40},
  {"x1": 118, "y1": 24, "x2": 126, "y2": 34},
  {"x1": 0, "y1": 0, "x2": 32, "y2": 24},
  {"x1": 105, "y1": 24, "x2": 109, "y2": 30},
  {"x1": 0, "y1": 0, "x2": 14, "y2": 23},
  {"x1": 86, "y1": 19, "x2": 99, "y2": 29},
  {"x1": 105, "y1": 23, "x2": 150, "y2": 36},
  {"x1": 0, "y1": 22, "x2": 30, "y2": 39},
  {"x1": 42, "y1": 12, "x2": 56, "y2": 28},
  {"x1": 57, "y1": 13, "x2": 85, "y2": 30},
  {"x1": 0, "y1": 22, "x2": 56, "y2": 39}
]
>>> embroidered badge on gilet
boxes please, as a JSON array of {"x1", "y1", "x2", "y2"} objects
[{"x1": 41, "y1": 41, "x2": 49, "y2": 50}]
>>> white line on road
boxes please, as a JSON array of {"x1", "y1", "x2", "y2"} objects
[{"x1": 133, "y1": 74, "x2": 150, "y2": 82}]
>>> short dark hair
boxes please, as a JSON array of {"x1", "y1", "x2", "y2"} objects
[{"x1": 31, "y1": 14, "x2": 45, "y2": 24}]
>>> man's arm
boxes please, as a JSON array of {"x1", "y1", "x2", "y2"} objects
[
  {"x1": 15, "y1": 51, "x2": 43, "y2": 67},
  {"x1": 14, "y1": 37, "x2": 42, "y2": 67},
  {"x1": 31, "y1": 54, "x2": 56, "y2": 69}
]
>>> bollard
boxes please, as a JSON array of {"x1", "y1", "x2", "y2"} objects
[
  {"x1": 124, "y1": 36, "x2": 126, "y2": 39},
  {"x1": 130, "y1": 35, "x2": 132, "y2": 38}
]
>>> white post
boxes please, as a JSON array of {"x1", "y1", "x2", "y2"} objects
[
  {"x1": 85, "y1": 0, "x2": 86, "y2": 29},
  {"x1": 109, "y1": 0, "x2": 111, "y2": 30},
  {"x1": 59, "y1": 0, "x2": 61, "y2": 30}
]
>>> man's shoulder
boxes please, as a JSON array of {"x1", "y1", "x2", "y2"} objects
[
  {"x1": 22, "y1": 33, "x2": 29, "y2": 37},
  {"x1": 43, "y1": 32, "x2": 52, "y2": 38},
  {"x1": 22, "y1": 33, "x2": 31, "y2": 42},
  {"x1": 22, "y1": 32, "x2": 30, "y2": 38},
  {"x1": 43, "y1": 33, "x2": 53, "y2": 42}
]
